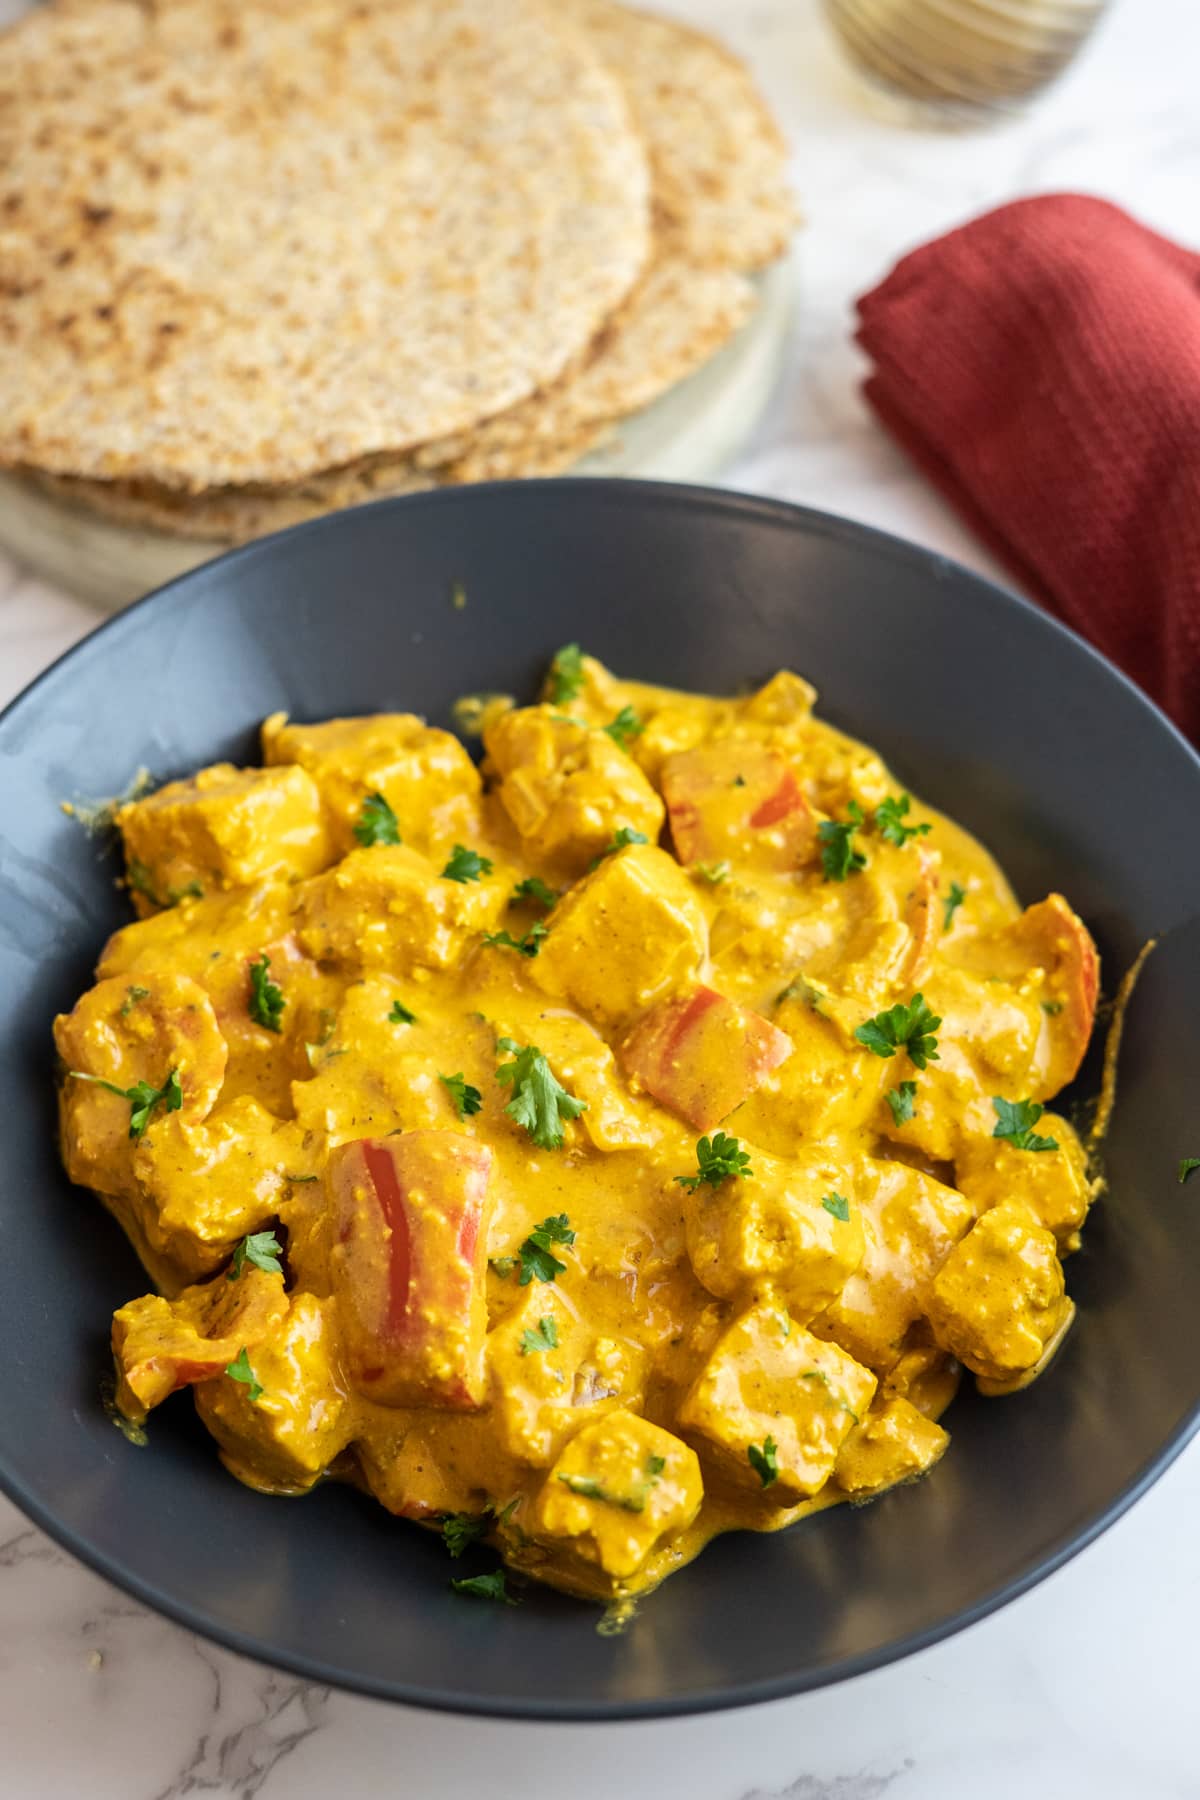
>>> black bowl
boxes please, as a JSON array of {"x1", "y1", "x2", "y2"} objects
[{"x1": 2, "y1": 480, "x2": 1199, "y2": 1720}]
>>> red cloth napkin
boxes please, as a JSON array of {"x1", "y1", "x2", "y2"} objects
[{"x1": 856, "y1": 194, "x2": 1200, "y2": 741}]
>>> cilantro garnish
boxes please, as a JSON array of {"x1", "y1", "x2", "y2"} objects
[
  {"x1": 886, "y1": 1080, "x2": 918, "y2": 1126},
  {"x1": 118, "y1": 984, "x2": 150, "y2": 1018},
  {"x1": 388, "y1": 999, "x2": 417, "y2": 1025},
  {"x1": 547, "y1": 643, "x2": 585, "y2": 705},
  {"x1": 515, "y1": 1214, "x2": 576, "y2": 1286},
  {"x1": 248, "y1": 952, "x2": 285, "y2": 1032},
  {"x1": 224, "y1": 1347, "x2": 263, "y2": 1403},
  {"x1": 821, "y1": 1192, "x2": 850, "y2": 1222},
  {"x1": 227, "y1": 1230, "x2": 283, "y2": 1282},
  {"x1": 854, "y1": 994, "x2": 941, "y2": 1069},
  {"x1": 603, "y1": 705, "x2": 643, "y2": 750},
  {"x1": 482, "y1": 923, "x2": 548, "y2": 959},
  {"x1": 519, "y1": 1316, "x2": 559, "y2": 1356},
  {"x1": 992, "y1": 1097, "x2": 1059, "y2": 1153},
  {"x1": 557, "y1": 1452, "x2": 665, "y2": 1514},
  {"x1": 589, "y1": 825, "x2": 649, "y2": 868},
  {"x1": 1179, "y1": 1158, "x2": 1200, "y2": 1184},
  {"x1": 353, "y1": 790, "x2": 401, "y2": 847},
  {"x1": 693, "y1": 861, "x2": 730, "y2": 885},
  {"x1": 451, "y1": 1570, "x2": 518, "y2": 1605},
  {"x1": 440, "y1": 1072, "x2": 483, "y2": 1119},
  {"x1": 441, "y1": 1511, "x2": 492, "y2": 1557},
  {"x1": 67, "y1": 1066, "x2": 183, "y2": 1140},
  {"x1": 675, "y1": 1131, "x2": 752, "y2": 1192},
  {"x1": 943, "y1": 880, "x2": 967, "y2": 930},
  {"x1": 874, "y1": 793, "x2": 931, "y2": 848},
  {"x1": 495, "y1": 1039, "x2": 587, "y2": 1148},
  {"x1": 441, "y1": 844, "x2": 494, "y2": 884},
  {"x1": 819, "y1": 802, "x2": 866, "y2": 881},
  {"x1": 126, "y1": 859, "x2": 203, "y2": 908},
  {"x1": 510, "y1": 877, "x2": 558, "y2": 909},
  {"x1": 748, "y1": 1436, "x2": 778, "y2": 1489}
]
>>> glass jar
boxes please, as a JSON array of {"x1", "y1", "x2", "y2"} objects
[{"x1": 822, "y1": 0, "x2": 1111, "y2": 126}]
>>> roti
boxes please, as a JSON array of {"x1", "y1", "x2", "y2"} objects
[{"x1": 0, "y1": 0, "x2": 650, "y2": 489}]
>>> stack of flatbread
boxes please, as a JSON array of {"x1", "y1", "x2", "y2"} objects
[{"x1": 0, "y1": 0, "x2": 793, "y2": 544}]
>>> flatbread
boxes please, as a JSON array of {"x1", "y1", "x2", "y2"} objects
[
  {"x1": 0, "y1": 0, "x2": 650, "y2": 489},
  {"x1": 560, "y1": 0, "x2": 795, "y2": 272}
]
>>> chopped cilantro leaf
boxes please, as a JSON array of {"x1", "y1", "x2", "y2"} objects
[
  {"x1": 353, "y1": 790, "x2": 401, "y2": 847},
  {"x1": 886, "y1": 1080, "x2": 918, "y2": 1126},
  {"x1": 748, "y1": 1436, "x2": 778, "y2": 1489},
  {"x1": 248, "y1": 952, "x2": 285, "y2": 1032},
  {"x1": 441, "y1": 844, "x2": 494, "y2": 884},
  {"x1": 821, "y1": 1192, "x2": 850, "y2": 1222},
  {"x1": 519, "y1": 1316, "x2": 559, "y2": 1356},
  {"x1": 227, "y1": 1230, "x2": 283, "y2": 1281},
  {"x1": 1041, "y1": 999, "x2": 1063, "y2": 1016},
  {"x1": 547, "y1": 643, "x2": 585, "y2": 705},
  {"x1": 440, "y1": 1072, "x2": 483, "y2": 1119},
  {"x1": 495, "y1": 1039, "x2": 587, "y2": 1148},
  {"x1": 451, "y1": 1570, "x2": 518, "y2": 1605},
  {"x1": 855, "y1": 994, "x2": 941, "y2": 1070},
  {"x1": 441, "y1": 1510, "x2": 492, "y2": 1557},
  {"x1": 388, "y1": 999, "x2": 417, "y2": 1025},
  {"x1": 875, "y1": 793, "x2": 932, "y2": 847},
  {"x1": 693, "y1": 861, "x2": 731, "y2": 885},
  {"x1": 819, "y1": 802, "x2": 866, "y2": 882},
  {"x1": 589, "y1": 825, "x2": 650, "y2": 868},
  {"x1": 482, "y1": 923, "x2": 548, "y2": 959},
  {"x1": 516, "y1": 1214, "x2": 575, "y2": 1286},
  {"x1": 557, "y1": 1473, "x2": 647, "y2": 1514},
  {"x1": 118, "y1": 984, "x2": 150, "y2": 1017},
  {"x1": 603, "y1": 705, "x2": 644, "y2": 750},
  {"x1": 67, "y1": 1066, "x2": 183, "y2": 1140},
  {"x1": 675, "y1": 1131, "x2": 752, "y2": 1192},
  {"x1": 1179, "y1": 1158, "x2": 1200, "y2": 1184},
  {"x1": 943, "y1": 880, "x2": 967, "y2": 930},
  {"x1": 510, "y1": 877, "x2": 558, "y2": 909},
  {"x1": 224, "y1": 1347, "x2": 263, "y2": 1403},
  {"x1": 992, "y1": 1097, "x2": 1059, "y2": 1152}
]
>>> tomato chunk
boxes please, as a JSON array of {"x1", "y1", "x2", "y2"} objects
[
  {"x1": 328, "y1": 1131, "x2": 493, "y2": 1409},
  {"x1": 619, "y1": 983, "x2": 791, "y2": 1131},
  {"x1": 661, "y1": 743, "x2": 817, "y2": 872}
]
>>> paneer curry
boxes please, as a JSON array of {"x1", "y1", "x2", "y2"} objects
[{"x1": 54, "y1": 647, "x2": 1100, "y2": 1606}]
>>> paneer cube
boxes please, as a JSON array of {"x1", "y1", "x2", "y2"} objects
[
  {"x1": 834, "y1": 1397, "x2": 949, "y2": 1500},
  {"x1": 112, "y1": 1266, "x2": 287, "y2": 1422},
  {"x1": 683, "y1": 1146, "x2": 865, "y2": 1319},
  {"x1": 533, "y1": 844, "x2": 707, "y2": 1028},
  {"x1": 117, "y1": 763, "x2": 329, "y2": 912},
  {"x1": 734, "y1": 994, "x2": 888, "y2": 1150},
  {"x1": 533, "y1": 1410, "x2": 703, "y2": 1580},
  {"x1": 487, "y1": 1288, "x2": 646, "y2": 1467},
  {"x1": 96, "y1": 884, "x2": 334, "y2": 1116},
  {"x1": 739, "y1": 669, "x2": 818, "y2": 727},
  {"x1": 293, "y1": 844, "x2": 508, "y2": 972},
  {"x1": 195, "y1": 1293, "x2": 354, "y2": 1492},
  {"x1": 619, "y1": 984, "x2": 792, "y2": 1131},
  {"x1": 662, "y1": 743, "x2": 818, "y2": 873},
  {"x1": 927, "y1": 1199, "x2": 1071, "y2": 1384},
  {"x1": 484, "y1": 705, "x2": 664, "y2": 870},
  {"x1": 54, "y1": 971, "x2": 228, "y2": 1204},
  {"x1": 678, "y1": 1306, "x2": 877, "y2": 1501},
  {"x1": 811, "y1": 1159, "x2": 976, "y2": 1371},
  {"x1": 327, "y1": 1132, "x2": 493, "y2": 1408},
  {"x1": 955, "y1": 1115, "x2": 1092, "y2": 1251},
  {"x1": 262, "y1": 711, "x2": 483, "y2": 859},
  {"x1": 131, "y1": 1095, "x2": 304, "y2": 1288}
]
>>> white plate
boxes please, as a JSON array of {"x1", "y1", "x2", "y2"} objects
[{"x1": 0, "y1": 259, "x2": 793, "y2": 612}]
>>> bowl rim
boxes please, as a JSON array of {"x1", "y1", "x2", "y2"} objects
[{"x1": 3, "y1": 476, "x2": 1199, "y2": 1720}]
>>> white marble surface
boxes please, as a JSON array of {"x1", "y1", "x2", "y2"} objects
[{"x1": 2, "y1": 0, "x2": 1199, "y2": 1794}]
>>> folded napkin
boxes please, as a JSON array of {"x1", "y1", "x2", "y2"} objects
[{"x1": 856, "y1": 194, "x2": 1200, "y2": 741}]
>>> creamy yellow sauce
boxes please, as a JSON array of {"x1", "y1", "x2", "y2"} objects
[{"x1": 54, "y1": 651, "x2": 1100, "y2": 1605}]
